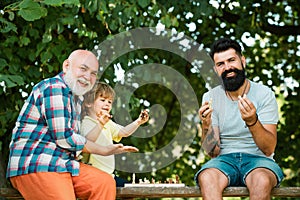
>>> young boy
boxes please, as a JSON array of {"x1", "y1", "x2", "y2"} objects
[{"x1": 80, "y1": 82, "x2": 149, "y2": 187}]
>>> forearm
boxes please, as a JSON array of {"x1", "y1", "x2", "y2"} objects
[
  {"x1": 118, "y1": 120, "x2": 139, "y2": 137},
  {"x1": 238, "y1": 94, "x2": 277, "y2": 156},
  {"x1": 201, "y1": 125, "x2": 220, "y2": 158},
  {"x1": 248, "y1": 122, "x2": 277, "y2": 156},
  {"x1": 83, "y1": 140, "x2": 119, "y2": 156},
  {"x1": 83, "y1": 139, "x2": 138, "y2": 156},
  {"x1": 85, "y1": 123, "x2": 104, "y2": 142}
]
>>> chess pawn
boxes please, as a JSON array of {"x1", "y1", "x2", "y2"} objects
[
  {"x1": 175, "y1": 174, "x2": 180, "y2": 184},
  {"x1": 132, "y1": 173, "x2": 135, "y2": 184},
  {"x1": 151, "y1": 178, "x2": 155, "y2": 184}
]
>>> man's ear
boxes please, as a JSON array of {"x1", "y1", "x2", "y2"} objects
[
  {"x1": 241, "y1": 56, "x2": 246, "y2": 68},
  {"x1": 62, "y1": 59, "x2": 70, "y2": 73},
  {"x1": 213, "y1": 65, "x2": 217, "y2": 73}
]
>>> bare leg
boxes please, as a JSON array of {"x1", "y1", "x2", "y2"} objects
[
  {"x1": 245, "y1": 168, "x2": 277, "y2": 200},
  {"x1": 198, "y1": 168, "x2": 228, "y2": 200}
]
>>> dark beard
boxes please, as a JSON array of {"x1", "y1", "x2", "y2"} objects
[{"x1": 221, "y1": 68, "x2": 246, "y2": 91}]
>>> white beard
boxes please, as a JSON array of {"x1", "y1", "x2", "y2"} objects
[{"x1": 64, "y1": 69, "x2": 93, "y2": 96}]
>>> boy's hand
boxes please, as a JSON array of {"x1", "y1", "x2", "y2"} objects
[
  {"x1": 137, "y1": 109, "x2": 149, "y2": 125},
  {"x1": 96, "y1": 110, "x2": 112, "y2": 127}
]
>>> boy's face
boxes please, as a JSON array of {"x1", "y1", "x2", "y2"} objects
[{"x1": 93, "y1": 96, "x2": 113, "y2": 115}]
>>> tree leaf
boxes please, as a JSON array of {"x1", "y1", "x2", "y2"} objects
[
  {"x1": 43, "y1": 0, "x2": 63, "y2": 6},
  {"x1": 0, "y1": 58, "x2": 8, "y2": 68},
  {"x1": 18, "y1": 0, "x2": 47, "y2": 21},
  {"x1": 43, "y1": 0, "x2": 80, "y2": 6},
  {"x1": 0, "y1": 18, "x2": 17, "y2": 33},
  {"x1": 19, "y1": 36, "x2": 31, "y2": 46},
  {"x1": 138, "y1": 0, "x2": 150, "y2": 8},
  {"x1": 0, "y1": 74, "x2": 24, "y2": 88}
]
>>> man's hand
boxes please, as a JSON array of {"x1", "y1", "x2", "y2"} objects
[
  {"x1": 83, "y1": 141, "x2": 139, "y2": 156},
  {"x1": 199, "y1": 99, "x2": 213, "y2": 129},
  {"x1": 122, "y1": 145, "x2": 139, "y2": 153},
  {"x1": 238, "y1": 94, "x2": 257, "y2": 126},
  {"x1": 101, "y1": 144, "x2": 139, "y2": 156}
]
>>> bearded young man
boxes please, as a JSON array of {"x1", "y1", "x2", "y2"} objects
[
  {"x1": 194, "y1": 38, "x2": 284, "y2": 200},
  {"x1": 6, "y1": 49, "x2": 138, "y2": 200}
]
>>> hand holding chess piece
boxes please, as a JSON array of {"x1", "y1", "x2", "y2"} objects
[
  {"x1": 96, "y1": 110, "x2": 112, "y2": 127},
  {"x1": 137, "y1": 109, "x2": 149, "y2": 125}
]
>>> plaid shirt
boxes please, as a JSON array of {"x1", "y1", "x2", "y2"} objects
[{"x1": 7, "y1": 72, "x2": 87, "y2": 178}]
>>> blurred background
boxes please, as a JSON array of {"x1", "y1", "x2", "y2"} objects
[{"x1": 0, "y1": 1, "x2": 299, "y2": 199}]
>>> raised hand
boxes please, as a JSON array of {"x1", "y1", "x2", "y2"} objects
[{"x1": 137, "y1": 109, "x2": 149, "y2": 125}]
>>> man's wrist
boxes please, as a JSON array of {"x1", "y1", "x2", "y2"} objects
[{"x1": 245, "y1": 113, "x2": 258, "y2": 127}]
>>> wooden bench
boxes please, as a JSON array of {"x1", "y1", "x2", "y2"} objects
[{"x1": 1, "y1": 186, "x2": 300, "y2": 199}]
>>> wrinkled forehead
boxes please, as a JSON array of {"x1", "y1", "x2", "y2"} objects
[
  {"x1": 213, "y1": 48, "x2": 238, "y2": 63},
  {"x1": 70, "y1": 50, "x2": 99, "y2": 70}
]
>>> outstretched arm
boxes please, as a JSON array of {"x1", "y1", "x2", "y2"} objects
[
  {"x1": 82, "y1": 140, "x2": 139, "y2": 156},
  {"x1": 118, "y1": 110, "x2": 149, "y2": 137}
]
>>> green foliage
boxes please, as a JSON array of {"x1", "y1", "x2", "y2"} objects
[
  {"x1": 18, "y1": 0, "x2": 47, "y2": 21},
  {"x1": 0, "y1": 0, "x2": 299, "y2": 192}
]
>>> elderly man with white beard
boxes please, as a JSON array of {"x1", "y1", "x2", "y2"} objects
[{"x1": 6, "y1": 49, "x2": 138, "y2": 200}]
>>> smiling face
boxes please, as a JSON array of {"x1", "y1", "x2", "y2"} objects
[
  {"x1": 93, "y1": 96, "x2": 113, "y2": 116},
  {"x1": 82, "y1": 82, "x2": 116, "y2": 118},
  {"x1": 63, "y1": 50, "x2": 99, "y2": 96},
  {"x1": 213, "y1": 48, "x2": 246, "y2": 91}
]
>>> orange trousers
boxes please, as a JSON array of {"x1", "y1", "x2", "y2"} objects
[{"x1": 10, "y1": 163, "x2": 116, "y2": 200}]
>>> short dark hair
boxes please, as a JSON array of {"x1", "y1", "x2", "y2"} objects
[{"x1": 209, "y1": 38, "x2": 242, "y2": 59}]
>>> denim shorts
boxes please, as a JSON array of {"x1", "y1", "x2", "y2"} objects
[{"x1": 194, "y1": 153, "x2": 284, "y2": 187}]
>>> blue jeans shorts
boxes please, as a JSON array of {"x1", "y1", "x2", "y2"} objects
[{"x1": 194, "y1": 153, "x2": 284, "y2": 187}]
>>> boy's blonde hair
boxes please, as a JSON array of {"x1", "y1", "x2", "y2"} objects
[{"x1": 81, "y1": 82, "x2": 115, "y2": 118}]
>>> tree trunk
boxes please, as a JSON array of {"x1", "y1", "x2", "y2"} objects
[{"x1": 0, "y1": 153, "x2": 9, "y2": 187}]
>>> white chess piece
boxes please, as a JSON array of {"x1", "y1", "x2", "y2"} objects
[{"x1": 132, "y1": 173, "x2": 135, "y2": 184}]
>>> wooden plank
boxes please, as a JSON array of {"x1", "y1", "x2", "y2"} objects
[
  {"x1": 117, "y1": 186, "x2": 249, "y2": 198},
  {"x1": 1, "y1": 186, "x2": 300, "y2": 199},
  {"x1": 271, "y1": 187, "x2": 300, "y2": 197},
  {"x1": 117, "y1": 186, "x2": 300, "y2": 198},
  {"x1": 0, "y1": 187, "x2": 22, "y2": 199}
]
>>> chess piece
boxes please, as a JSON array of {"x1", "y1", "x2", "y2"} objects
[
  {"x1": 132, "y1": 173, "x2": 135, "y2": 184},
  {"x1": 175, "y1": 174, "x2": 180, "y2": 184},
  {"x1": 151, "y1": 178, "x2": 155, "y2": 184}
]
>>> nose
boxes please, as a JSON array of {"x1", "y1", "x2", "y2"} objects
[
  {"x1": 83, "y1": 72, "x2": 91, "y2": 81},
  {"x1": 223, "y1": 61, "x2": 230, "y2": 70}
]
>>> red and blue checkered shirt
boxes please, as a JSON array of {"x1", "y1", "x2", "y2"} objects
[{"x1": 7, "y1": 72, "x2": 87, "y2": 178}]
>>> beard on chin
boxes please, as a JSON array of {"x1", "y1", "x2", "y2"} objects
[
  {"x1": 221, "y1": 68, "x2": 246, "y2": 92},
  {"x1": 64, "y1": 69, "x2": 92, "y2": 96}
]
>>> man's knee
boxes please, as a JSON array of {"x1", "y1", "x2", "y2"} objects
[
  {"x1": 246, "y1": 168, "x2": 277, "y2": 188},
  {"x1": 198, "y1": 168, "x2": 228, "y2": 187}
]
